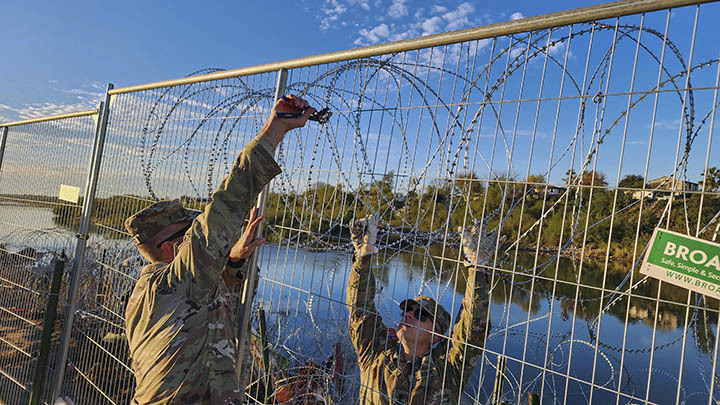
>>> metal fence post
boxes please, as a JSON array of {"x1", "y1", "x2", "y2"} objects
[
  {"x1": 236, "y1": 68, "x2": 288, "y2": 384},
  {"x1": 492, "y1": 355, "x2": 506, "y2": 405},
  {"x1": 29, "y1": 254, "x2": 66, "y2": 405},
  {"x1": 50, "y1": 83, "x2": 114, "y2": 403},
  {"x1": 0, "y1": 126, "x2": 8, "y2": 175},
  {"x1": 257, "y1": 306, "x2": 274, "y2": 401}
]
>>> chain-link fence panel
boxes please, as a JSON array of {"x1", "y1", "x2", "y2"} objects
[
  {"x1": 249, "y1": 4, "x2": 720, "y2": 405},
  {"x1": 52, "y1": 71, "x2": 284, "y2": 404},
  {"x1": 0, "y1": 112, "x2": 98, "y2": 404},
  {"x1": 1, "y1": 1, "x2": 719, "y2": 404}
]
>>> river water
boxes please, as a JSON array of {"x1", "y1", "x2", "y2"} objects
[
  {"x1": 253, "y1": 243, "x2": 718, "y2": 404},
  {"x1": 0, "y1": 203, "x2": 716, "y2": 403},
  {"x1": 0, "y1": 201, "x2": 78, "y2": 251}
]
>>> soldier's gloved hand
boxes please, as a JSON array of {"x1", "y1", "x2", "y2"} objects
[
  {"x1": 458, "y1": 223, "x2": 505, "y2": 268},
  {"x1": 350, "y1": 215, "x2": 378, "y2": 257}
]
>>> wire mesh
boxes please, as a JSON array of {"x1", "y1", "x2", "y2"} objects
[
  {"x1": 248, "y1": 5, "x2": 720, "y2": 404},
  {"x1": 50, "y1": 70, "x2": 284, "y2": 404},
  {"x1": 0, "y1": 114, "x2": 97, "y2": 404},
  {"x1": 0, "y1": 1, "x2": 719, "y2": 404}
]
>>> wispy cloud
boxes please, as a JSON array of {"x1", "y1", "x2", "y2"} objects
[
  {"x1": 442, "y1": 2, "x2": 475, "y2": 31},
  {"x1": 548, "y1": 41, "x2": 567, "y2": 56},
  {"x1": 355, "y1": 23, "x2": 391, "y2": 45},
  {"x1": 315, "y1": 1, "x2": 486, "y2": 46},
  {"x1": 510, "y1": 12, "x2": 525, "y2": 21},
  {"x1": 431, "y1": 5, "x2": 448, "y2": 14},
  {"x1": 65, "y1": 87, "x2": 105, "y2": 99},
  {"x1": 319, "y1": 0, "x2": 349, "y2": 31},
  {"x1": 652, "y1": 119, "x2": 680, "y2": 130},
  {"x1": 420, "y1": 16, "x2": 444, "y2": 36},
  {"x1": 387, "y1": 0, "x2": 408, "y2": 19},
  {"x1": 0, "y1": 101, "x2": 95, "y2": 120},
  {"x1": 0, "y1": 81, "x2": 105, "y2": 121},
  {"x1": 355, "y1": 0, "x2": 371, "y2": 10}
]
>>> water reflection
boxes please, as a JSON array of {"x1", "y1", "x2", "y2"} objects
[
  {"x1": 256, "y1": 244, "x2": 720, "y2": 404},
  {"x1": 2, "y1": 201, "x2": 718, "y2": 403}
]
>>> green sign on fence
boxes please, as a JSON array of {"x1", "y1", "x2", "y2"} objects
[{"x1": 641, "y1": 228, "x2": 720, "y2": 297}]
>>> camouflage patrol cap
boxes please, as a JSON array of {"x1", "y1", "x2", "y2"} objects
[
  {"x1": 124, "y1": 199, "x2": 201, "y2": 245},
  {"x1": 399, "y1": 296, "x2": 451, "y2": 334}
]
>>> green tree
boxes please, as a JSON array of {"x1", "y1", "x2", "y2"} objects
[
  {"x1": 581, "y1": 170, "x2": 607, "y2": 187},
  {"x1": 454, "y1": 171, "x2": 484, "y2": 197},
  {"x1": 564, "y1": 169, "x2": 577, "y2": 185},
  {"x1": 701, "y1": 167, "x2": 720, "y2": 192},
  {"x1": 619, "y1": 174, "x2": 644, "y2": 189}
]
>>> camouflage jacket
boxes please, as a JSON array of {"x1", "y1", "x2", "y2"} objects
[
  {"x1": 346, "y1": 254, "x2": 489, "y2": 404},
  {"x1": 125, "y1": 138, "x2": 281, "y2": 404}
]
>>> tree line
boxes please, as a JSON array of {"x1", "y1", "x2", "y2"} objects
[{"x1": 31, "y1": 167, "x2": 719, "y2": 261}]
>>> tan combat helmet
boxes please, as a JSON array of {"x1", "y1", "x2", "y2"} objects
[{"x1": 124, "y1": 199, "x2": 201, "y2": 246}]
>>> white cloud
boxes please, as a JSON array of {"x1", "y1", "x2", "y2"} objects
[
  {"x1": 320, "y1": 0, "x2": 348, "y2": 31},
  {"x1": 414, "y1": 39, "x2": 490, "y2": 71},
  {"x1": 548, "y1": 41, "x2": 567, "y2": 56},
  {"x1": 510, "y1": 46, "x2": 526, "y2": 59},
  {"x1": 652, "y1": 119, "x2": 680, "y2": 130},
  {"x1": 387, "y1": 0, "x2": 408, "y2": 18},
  {"x1": 65, "y1": 88, "x2": 104, "y2": 98},
  {"x1": 16, "y1": 102, "x2": 96, "y2": 120},
  {"x1": 353, "y1": 2, "x2": 481, "y2": 46},
  {"x1": 355, "y1": 23, "x2": 391, "y2": 45},
  {"x1": 0, "y1": 96, "x2": 99, "y2": 121},
  {"x1": 431, "y1": 5, "x2": 447, "y2": 14},
  {"x1": 510, "y1": 12, "x2": 525, "y2": 21},
  {"x1": 442, "y1": 2, "x2": 475, "y2": 31},
  {"x1": 421, "y1": 16, "x2": 444, "y2": 36},
  {"x1": 48, "y1": 79, "x2": 58, "y2": 84},
  {"x1": 353, "y1": 0, "x2": 371, "y2": 10}
]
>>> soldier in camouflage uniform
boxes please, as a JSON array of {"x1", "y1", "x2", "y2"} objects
[
  {"x1": 346, "y1": 216, "x2": 501, "y2": 404},
  {"x1": 124, "y1": 95, "x2": 315, "y2": 404}
]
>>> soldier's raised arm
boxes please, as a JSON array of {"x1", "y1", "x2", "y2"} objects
[
  {"x1": 441, "y1": 224, "x2": 502, "y2": 394},
  {"x1": 346, "y1": 215, "x2": 387, "y2": 367},
  {"x1": 123, "y1": 95, "x2": 315, "y2": 404},
  {"x1": 126, "y1": 96, "x2": 315, "y2": 299}
]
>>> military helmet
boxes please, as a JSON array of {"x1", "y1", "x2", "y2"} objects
[
  {"x1": 399, "y1": 295, "x2": 451, "y2": 334},
  {"x1": 124, "y1": 199, "x2": 201, "y2": 246}
]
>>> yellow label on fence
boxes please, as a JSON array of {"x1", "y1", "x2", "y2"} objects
[{"x1": 58, "y1": 184, "x2": 80, "y2": 203}]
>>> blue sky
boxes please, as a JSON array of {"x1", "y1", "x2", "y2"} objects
[
  {"x1": 0, "y1": 0, "x2": 717, "y2": 189},
  {"x1": 0, "y1": 0, "x2": 612, "y2": 122}
]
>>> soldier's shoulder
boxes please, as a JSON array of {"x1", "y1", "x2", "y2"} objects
[
  {"x1": 136, "y1": 262, "x2": 175, "y2": 283},
  {"x1": 127, "y1": 262, "x2": 178, "y2": 305},
  {"x1": 141, "y1": 262, "x2": 170, "y2": 275}
]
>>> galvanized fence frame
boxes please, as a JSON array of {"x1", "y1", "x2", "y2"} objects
[
  {"x1": 0, "y1": 0, "x2": 719, "y2": 403},
  {"x1": 0, "y1": 110, "x2": 100, "y2": 404}
]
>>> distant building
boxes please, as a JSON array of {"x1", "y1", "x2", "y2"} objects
[
  {"x1": 647, "y1": 176, "x2": 699, "y2": 192},
  {"x1": 547, "y1": 185, "x2": 566, "y2": 196},
  {"x1": 531, "y1": 185, "x2": 566, "y2": 196},
  {"x1": 632, "y1": 190, "x2": 658, "y2": 200},
  {"x1": 631, "y1": 176, "x2": 701, "y2": 200}
]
